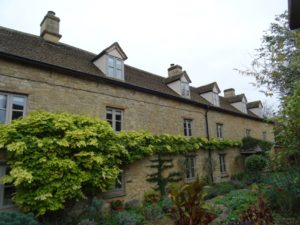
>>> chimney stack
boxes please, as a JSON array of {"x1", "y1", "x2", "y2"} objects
[
  {"x1": 168, "y1": 64, "x2": 183, "y2": 77},
  {"x1": 40, "y1": 11, "x2": 61, "y2": 43},
  {"x1": 224, "y1": 88, "x2": 235, "y2": 97}
]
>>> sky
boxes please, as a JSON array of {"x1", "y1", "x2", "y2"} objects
[{"x1": 0, "y1": 0, "x2": 287, "y2": 108}]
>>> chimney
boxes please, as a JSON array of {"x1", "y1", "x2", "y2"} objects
[
  {"x1": 40, "y1": 11, "x2": 61, "y2": 43},
  {"x1": 224, "y1": 88, "x2": 235, "y2": 97},
  {"x1": 168, "y1": 64, "x2": 183, "y2": 77}
]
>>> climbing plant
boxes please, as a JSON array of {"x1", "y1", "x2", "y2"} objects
[
  {"x1": 146, "y1": 155, "x2": 181, "y2": 196},
  {"x1": 0, "y1": 111, "x2": 241, "y2": 216}
]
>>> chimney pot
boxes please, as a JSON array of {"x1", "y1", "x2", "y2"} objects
[
  {"x1": 40, "y1": 11, "x2": 62, "y2": 43},
  {"x1": 224, "y1": 88, "x2": 235, "y2": 97},
  {"x1": 168, "y1": 64, "x2": 183, "y2": 77}
]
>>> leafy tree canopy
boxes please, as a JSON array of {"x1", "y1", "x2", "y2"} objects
[
  {"x1": 238, "y1": 11, "x2": 300, "y2": 99},
  {"x1": 0, "y1": 111, "x2": 240, "y2": 216}
]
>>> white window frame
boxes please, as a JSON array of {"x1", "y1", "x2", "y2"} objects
[
  {"x1": 216, "y1": 123, "x2": 223, "y2": 139},
  {"x1": 0, "y1": 165, "x2": 14, "y2": 209},
  {"x1": 106, "y1": 55, "x2": 124, "y2": 80},
  {"x1": 212, "y1": 92, "x2": 220, "y2": 106},
  {"x1": 106, "y1": 108, "x2": 123, "y2": 132},
  {"x1": 181, "y1": 81, "x2": 190, "y2": 98},
  {"x1": 0, "y1": 92, "x2": 27, "y2": 124},
  {"x1": 185, "y1": 156, "x2": 196, "y2": 181},
  {"x1": 219, "y1": 154, "x2": 227, "y2": 175},
  {"x1": 183, "y1": 119, "x2": 192, "y2": 137},
  {"x1": 245, "y1": 129, "x2": 251, "y2": 137}
]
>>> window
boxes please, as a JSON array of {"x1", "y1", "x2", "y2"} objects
[
  {"x1": 103, "y1": 172, "x2": 125, "y2": 198},
  {"x1": 181, "y1": 82, "x2": 190, "y2": 98},
  {"x1": 216, "y1": 123, "x2": 223, "y2": 139},
  {"x1": 212, "y1": 93, "x2": 220, "y2": 106},
  {"x1": 107, "y1": 56, "x2": 124, "y2": 80},
  {"x1": 183, "y1": 119, "x2": 192, "y2": 137},
  {"x1": 262, "y1": 131, "x2": 267, "y2": 141},
  {"x1": 0, "y1": 93, "x2": 26, "y2": 124},
  {"x1": 245, "y1": 129, "x2": 251, "y2": 137},
  {"x1": 106, "y1": 108, "x2": 123, "y2": 132},
  {"x1": 0, "y1": 166, "x2": 14, "y2": 208},
  {"x1": 185, "y1": 156, "x2": 196, "y2": 181},
  {"x1": 219, "y1": 154, "x2": 227, "y2": 174}
]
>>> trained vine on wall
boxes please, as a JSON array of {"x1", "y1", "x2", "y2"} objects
[{"x1": 0, "y1": 111, "x2": 241, "y2": 216}]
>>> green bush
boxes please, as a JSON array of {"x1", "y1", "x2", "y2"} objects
[
  {"x1": 114, "y1": 211, "x2": 143, "y2": 225},
  {"x1": 245, "y1": 155, "x2": 267, "y2": 172},
  {"x1": 161, "y1": 196, "x2": 173, "y2": 213},
  {"x1": 215, "y1": 189, "x2": 258, "y2": 222},
  {"x1": 242, "y1": 137, "x2": 273, "y2": 152},
  {"x1": 205, "y1": 181, "x2": 236, "y2": 199},
  {"x1": 261, "y1": 168, "x2": 300, "y2": 214},
  {"x1": 0, "y1": 212, "x2": 38, "y2": 225},
  {"x1": 143, "y1": 204, "x2": 163, "y2": 222}
]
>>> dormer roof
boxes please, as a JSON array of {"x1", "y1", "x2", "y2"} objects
[
  {"x1": 196, "y1": 82, "x2": 220, "y2": 94},
  {"x1": 247, "y1": 101, "x2": 262, "y2": 109},
  {"x1": 164, "y1": 71, "x2": 191, "y2": 84},
  {"x1": 92, "y1": 42, "x2": 128, "y2": 61},
  {"x1": 226, "y1": 94, "x2": 247, "y2": 103}
]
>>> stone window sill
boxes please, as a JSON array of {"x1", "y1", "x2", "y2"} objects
[{"x1": 221, "y1": 172, "x2": 229, "y2": 178}]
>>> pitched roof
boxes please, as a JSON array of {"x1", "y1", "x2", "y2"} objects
[
  {"x1": 225, "y1": 94, "x2": 247, "y2": 103},
  {"x1": 0, "y1": 26, "x2": 265, "y2": 121},
  {"x1": 164, "y1": 71, "x2": 191, "y2": 84},
  {"x1": 247, "y1": 101, "x2": 262, "y2": 109},
  {"x1": 195, "y1": 82, "x2": 220, "y2": 94},
  {"x1": 92, "y1": 42, "x2": 128, "y2": 61}
]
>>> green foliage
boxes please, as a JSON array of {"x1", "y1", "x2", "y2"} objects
[
  {"x1": 239, "y1": 197, "x2": 273, "y2": 225},
  {"x1": 111, "y1": 200, "x2": 124, "y2": 211},
  {"x1": 114, "y1": 211, "x2": 144, "y2": 225},
  {"x1": 204, "y1": 181, "x2": 236, "y2": 200},
  {"x1": 143, "y1": 204, "x2": 163, "y2": 222},
  {"x1": 242, "y1": 137, "x2": 273, "y2": 152},
  {"x1": 215, "y1": 189, "x2": 258, "y2": 222},
  {"x1": 0, "y1": 111, "x2": 125, "y2": 216},
  {"x1": 236, "y1": 11, "x2": 300, "y2": 97},
  {"x1": 146, "y1": 155, "x2": 181, "y2": 196},
  {"x1": 0, "y1": 111, "x2": 241, "y2": 216},
  {"x1": 245, "y1": 155, "x2": 267, "y2": 172},
  {"x1": 169, "y1": 178, "x2": 216, "y2": 225},
  {"x1": 276, "y1": 82, "x2": 300, "y2": 166},
  {"x1": 160, "y1": 196, "x2": 173, "y2": 213},
  {"x1": 261, "y1": 168, "x2": 300, "y2": 214},
  {"x1": 0, "y1": 211, "x2": 38, "y2": 225}
]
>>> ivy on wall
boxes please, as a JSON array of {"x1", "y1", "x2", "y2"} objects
[
  {"x1": 0, "y1": 111, "x2": 240, "y2": 216},
  {"x1": 242, "y1": 137, "x2": 274, "y2": 152}
]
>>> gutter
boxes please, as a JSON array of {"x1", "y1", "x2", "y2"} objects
[{"x1": 204, "y1": 106, "x2": 214, "y2": 183}]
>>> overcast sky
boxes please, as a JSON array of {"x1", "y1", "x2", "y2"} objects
[{"x1": 0, "y1": 0, "x2": 287, "y2": 108}]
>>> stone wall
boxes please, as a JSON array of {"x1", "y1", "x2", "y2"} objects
[{"x1": 0, "y1": 58, "x2": 274, "y2": 205}]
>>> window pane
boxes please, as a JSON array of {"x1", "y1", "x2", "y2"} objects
[
  {"x1": 108, "y1": 67, "x2": 114, "y2": 76},
  {"x1": 106, "y1": 112, "x2": 112, "y2": 120},
  {"x1": 114, "y1": 173, "x2": 123, "y2": 189},
  {"x1": 116, "y1": 69, "x2": 122, "y2": 79},
  {"x1": 116, "y1": 60, "x2": 122, "y2": 69},
  {"x1": 12, "y1": 111, "x2": 23, "y2": 120},
  {"x1": 12, "y1": 96, "x2": 25, "y2": 110},
  {"x1": 0, "y1": 95, "x2": 7, "y2": 109},
  {"x1": 115, "y1": 121, "x2": 121, "y2": 132},
  {"x1": 0, "y1": 109, "x2": 6, "y2": 123},
  {"x1": 108, "y1": 57, "x2": 114, "y2": 67},
  {"x1": 115, "y1": 113, "x2": 122, "y2": 121},
  {"x1": 3, "y1": 186, "x2": 14, "y2": 206}
]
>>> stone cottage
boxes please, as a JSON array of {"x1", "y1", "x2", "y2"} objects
[{"x1": 0, "y1": 11, "x2": 273, "y2": 209}]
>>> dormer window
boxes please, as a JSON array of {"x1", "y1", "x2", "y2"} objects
[
  {"x1": 181, "y1": 81, "x2": 190, "y2": 98},
  {"x1": 92, "y1": 42, "x2": 128, "y2": 81},
  {"x1": 212, "y1": 92, "x2": 220, "y2": 106},
  {"x1": 107, "y1": 56, "x2": 124, "y2": 80}
]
